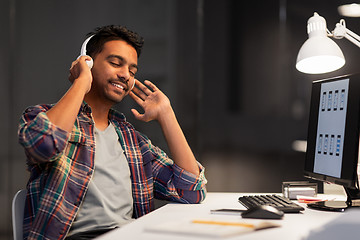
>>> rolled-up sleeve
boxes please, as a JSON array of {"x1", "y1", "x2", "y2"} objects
[
  {"x1": 172, "y1": 162, "x2": 207, "y2": 191},
  {"x1": 139, "y1": 132, "x2": 207, "y2": 204},
  {"x1": 18, "y1": 105, "x2": 69, "y2": 164}
]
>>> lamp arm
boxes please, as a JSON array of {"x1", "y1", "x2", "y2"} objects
[
  {"x1": 344, "y1": 30, "x2": 360, "y2": 48},
  {"x1": 332, "y1": 19, "x2": 360, "y2": 48}
]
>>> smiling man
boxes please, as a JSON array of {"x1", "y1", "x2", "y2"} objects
[{"x1": 18, "y1": 25, "x2": 207, "y2": 240}]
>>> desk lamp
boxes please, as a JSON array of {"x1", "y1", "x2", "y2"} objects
[
  {"x1": 338, "y1": 3, "x2": 360, "y2": 17},
  {"x1": 296, "y1": 12, "x2": 360, "y2": 74}
]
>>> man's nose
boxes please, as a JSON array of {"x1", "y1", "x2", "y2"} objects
[{"x1": 117, "y1": 67, "x2": 130, "y2": 82}]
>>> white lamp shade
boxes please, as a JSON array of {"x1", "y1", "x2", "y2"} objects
[
  {"x1": 296, "y1": 36, "x2": 345, "y2": 74},
  {"x1": 296, "y1": 12, "x2": 346, "y2": 74},
  {"x1": 338, "y1": 3, "x2": 360, "y2": 17}
]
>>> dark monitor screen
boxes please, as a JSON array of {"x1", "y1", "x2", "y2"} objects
[{"x1": 305, "y1": 74, "x2": 360, "y2": 190}]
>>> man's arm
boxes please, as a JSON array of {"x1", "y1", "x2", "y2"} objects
[
  {"x1": 46, "y1": 56, "x2": 92, "y2": 132},
  {"x1": 18, "y1": 56, "x2": 93, "y2": 163},
  {"x1": 129, "y1": 79, "x2": 200, "y2": 176}
]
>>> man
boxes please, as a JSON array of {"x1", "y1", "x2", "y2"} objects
[{"x1": 18, "y1": 25, "x2": 207, "y2": 240}]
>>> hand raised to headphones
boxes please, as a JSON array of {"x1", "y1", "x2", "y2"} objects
[
  {"x1": 129, "y1": 79, "x2": 172, "y2": 123},
  {"x1": 68, "y1": 55, "x2": 93, "y2": 94}
]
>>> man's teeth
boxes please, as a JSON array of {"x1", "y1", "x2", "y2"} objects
[{"x1": 111, "y1": 83, "x2": 124, "y2": 89}]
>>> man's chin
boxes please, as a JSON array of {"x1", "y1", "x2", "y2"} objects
[{"x1": 106, "y1": 94, "x2": 127, "y2": 104}]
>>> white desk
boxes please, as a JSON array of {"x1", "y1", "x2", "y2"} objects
[{"x1": 96, "y1": 192, "x2": 360, "y2": 240}]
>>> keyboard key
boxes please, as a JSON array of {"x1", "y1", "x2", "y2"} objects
[{"x1": 238, "y1": 194, "x2": 304, "y2": 213}]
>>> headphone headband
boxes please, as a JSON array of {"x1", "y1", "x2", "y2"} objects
[
  {"x1": 79, "y1": 35, "x2": 95, "y2": 69},
  {"x1": 78, "y1": 34, "x2": 136, "y2": 90}
]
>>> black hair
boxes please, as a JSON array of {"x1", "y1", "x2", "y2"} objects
[{"x1": 86, "y1": 25, "x2": 144, "y2": 58}]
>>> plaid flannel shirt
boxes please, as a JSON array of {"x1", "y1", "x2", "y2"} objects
[{"x1": 18, "y1": 102, "x2": 207, "y2": 240}]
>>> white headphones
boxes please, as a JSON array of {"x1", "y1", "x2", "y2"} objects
[
  {"x1": 78, "y1": 35, "x2": 136, "y2": 90},
  {"x1": 79, "y1": 35, "x2": 94, "y2": 69}
]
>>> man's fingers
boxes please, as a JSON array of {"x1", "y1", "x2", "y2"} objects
[
  {"x1": 144, "y1": 80, "x2": 158, "y2": 92},
  {"x1": 131, "y1": 109, "x2": 144, "y2": 120},
  {"x1": 128, "y1": 91, "x2": 144, "y2": 105},
  {"x1": 135, "y1": 79, "x2": 155, "y2": 95},
  {"x1": 131, "y1": 87, "x2": 146, "y2": 101}
]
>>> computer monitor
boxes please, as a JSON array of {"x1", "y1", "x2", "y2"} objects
[{"x1": 304, "y1": 73, "x2": 360, "y2": 211}]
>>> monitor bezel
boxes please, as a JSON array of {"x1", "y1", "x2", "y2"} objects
[{"x1": 304, "y1": 74, "x2": 360, "y2": 190}]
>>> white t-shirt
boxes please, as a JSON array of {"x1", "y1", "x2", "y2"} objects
[{"x1": 68, "y1": 123, "x2": 133, "y2": 236}]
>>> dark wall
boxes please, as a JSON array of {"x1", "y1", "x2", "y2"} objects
[
  {"x1": 174, "y1": 0, "x2": 360, "y2": 193},
  {"x1": 1, "y1": 0, "x2": 360, "y2": 237},
  {"x1": 0, "y1": 0, "x2": 177, "y2": 236}
]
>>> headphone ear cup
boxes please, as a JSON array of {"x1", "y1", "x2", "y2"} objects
[
  {"x1": 76, "y1": 55, "x2": 94, "y2": 69},
  {"x1": 130, "y1": 78, "x2": 136, "y2": 91},
  {"x1": 86, "y1": 58, "x2": 93, "y2": 69},
  {"x1": 79, "y1": 35, "x2": 95, "y2": 69},
  {"x1": 131, "y1": 79, "x2": 135, "y2": 90}
]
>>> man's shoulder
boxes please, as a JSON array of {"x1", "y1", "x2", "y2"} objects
[
  {"x1": 108, "y1": 109, "x2": 136, "y2": 130},
  {"x1": 109, "y1": 108, "x2": 126, "y2": 121},
  {"x1": 108, "y1": 109, "x2": 148, "y2": 138},
  {"x1": 23, "y1": 103, "x2": 54, "y2": 114}
]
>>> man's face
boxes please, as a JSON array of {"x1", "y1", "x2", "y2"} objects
[{"x1": 89, "y1": 40, "x2": 138, "y2": 104}]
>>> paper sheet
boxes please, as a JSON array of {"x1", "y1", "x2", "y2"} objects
[{"x1": 144, "y1": 219, "x2": 280, "y2": 238}]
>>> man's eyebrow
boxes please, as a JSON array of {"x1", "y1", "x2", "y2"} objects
[{"x1": 107, "y1": 54, "x2": 138, "y2": 70}]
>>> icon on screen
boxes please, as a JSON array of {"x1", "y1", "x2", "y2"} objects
[
  {"x1": 329, "y1": 135, "x2": 335, "y2": 155},
  {"x1": 321, "y1": 92, "x2": 326, "y2": 111},
  {"x1": 333, "y1": 90, "x2": 339, "y2": 111},
  {"x1": 324, "y1": 134, "x2": 329, "y2": 154},
  {"x1": 336, "y1": 135, "x2": 341, "y2": 156},
  {"x1": 340, "y1": 89, "x2": 345, "y2": 110},
  {"x1": 327, "y1": 91, "x2": 333, "y2": 111},
  {"x1": 318, "y1": 134, "x2": 323, "y2": 154}
]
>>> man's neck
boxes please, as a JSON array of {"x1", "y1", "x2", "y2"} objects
[
  {"x1": 92, "y1": 110, "x2": 110, "y2": 131},
  {"x1": 84, "y1": 97, "x2": 112, "y2": 131}
]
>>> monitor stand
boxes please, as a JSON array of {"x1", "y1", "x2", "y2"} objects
[{"x1": 307, "y1": 187, "x2": 360, "y2": 212}]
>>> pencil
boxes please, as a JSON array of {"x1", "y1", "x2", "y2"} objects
[{"x1": 192, "y1": 220, "x2": 255, "y2": 228}]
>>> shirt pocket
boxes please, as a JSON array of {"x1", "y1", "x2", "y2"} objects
[
  {"x1": 68, "y1": 130, "x2": 87, "y2": 145},
  {"x1": 65, "y1": 130, "x2": 94, "y2": 162}
]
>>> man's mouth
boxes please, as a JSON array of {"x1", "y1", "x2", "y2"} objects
[{"x1": 110, "y1": 81, "x2": 127, "y2": 91}]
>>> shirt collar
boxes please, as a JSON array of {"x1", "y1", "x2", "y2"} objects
[
  {"x1": 80, "y1": 101, "x2": 92, "y2": 115},
  {"x1": 80, "y1": 101, "x2": 126, "y2": 122},
  {"x1": 109, "y1": 108, "x2": 126, "y2": 122}
]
